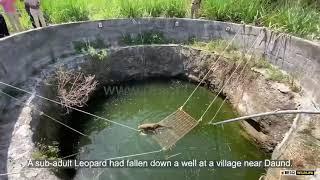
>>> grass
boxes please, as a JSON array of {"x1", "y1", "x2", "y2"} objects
[
  {"x1": 32, "y1": 141, "x2": 60, "y2": 160},
  {"x1": 189, "y1": 40, "x2": 244, "y2": 63},
  {"x1": 73, "y1": 38, "x2": 108, "y2": 60},
  {"x1": 202, "y1": 0, "x2": 268, "y2": 24},
  {"x1": 83, "y1": 46, "x2": 108, "y2": 61},
  {"x1": 201, "y1": 0, "x2": 320, "y2": 39},
  {"x1": 41, "y1": 0, "x2": 188, "y2": 21},
  {"x1": 250, "y1": 57, "x2": 301, "y2": 93},
  {"x1": 73, "y1": 38, "x2": 106, "y2": 53},
  {"x1": 189, "y1": 40, "x2": 238, "y2": 53},
  {"x1": 0, "y1": 0, "x2": 319, "y2": 39},
  {"x1": 42, "y1": 0, "x2": 90, "y2": 23},
  {"x1": 262, "y1": 5, "x2": 320, "y2": 39},
  {"x1": 122, "y1": 31, "x2": 170, "y2": 45},
  {"x1": 84, "y1": 46, "x2": 108, "y2": 61}
]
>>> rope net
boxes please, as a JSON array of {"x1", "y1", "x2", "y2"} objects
[
  {"x1": 152, "y1": 109, "x2": 198, "y2": 150},
  {"x1": 152, "y1": 28, "x2": 247, "y2": 149}
]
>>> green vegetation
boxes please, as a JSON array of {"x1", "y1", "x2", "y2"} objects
[
  {"x1": 81, "y1": 45, "x2": 108, "y2": 61},
  {"x1": 32, "y1": 142, "x2": 60, "y2": 160},
  {"x1": 42, "y1": 0, "x2": 90, "y2": 23},
  {"x1": 249, "y1": 57, "x2": 285, "y2": 82},
  {"x1": 73, "y1": 39, "x2": 108, "y2": 60},
  {"x1": 40, "y1": 0, "x2": 187, "y2": 22},
  {"x1": 239, "y1": 56, "x2": 286, "y2": 84},
  {"x1": 189, "y1": 40, "x2": 238, "y2": 54},
  {"x1": 75, "y1": 31, "x2": 170, "y2": 59},
  {"x1": 190, "y1": 40, "x2": 301, "y2": 92},
  {"x1": 4, "y1": 0, "x2": 317, "y2": 40},
  {"x1": 250, "y1": 57, "x2": 301, "y2": 93},
  {"x1": 122, "y1": 31, "x2": 170, "y2": 45},
  {"x1": 78, "y1": 46, "x2": 107, "y2": 61},
  {"x1": 201, "y1": 0, "x2": 320, "y2": 39},
  {"x1": 73, "y1": 38, "x2": 106, "y2": 53},
  {"x1": 189, "y1": 40, "x2": 244, "y2": 63}
]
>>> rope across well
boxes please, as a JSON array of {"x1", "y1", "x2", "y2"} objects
[
  {"x1": 0, "y1": 81, "x2": 139, "y2": 132},
  {"x1": 210, "y1": 110, "x2": 320, "y2": 126}
]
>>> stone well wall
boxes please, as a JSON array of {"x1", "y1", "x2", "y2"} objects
[
  {"x1": 0, "y1": 18, "x2": 319, "y2": 103},
  {"x1": 0, "y1": 18, "x2": 319, "y2": 180}
]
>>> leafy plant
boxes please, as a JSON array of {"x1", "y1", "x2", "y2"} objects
[
  {"x1": 32, "y1": 141, "x2": 60, "y2": 160},
  {"x1": 122, "y1": 31, "x2": 169, "y2": 45},
  {"x1": 73, "y1": 38, "x2": 106, "y2": 53},
  {"x1": 84, "y1": 46, "x2": 108, "y2": 61}
]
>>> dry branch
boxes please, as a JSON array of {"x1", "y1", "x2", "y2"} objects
[{"x1": 56, "y1": 68, "x2": 97, "y2": 111}]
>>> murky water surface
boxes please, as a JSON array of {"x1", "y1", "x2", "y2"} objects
[{"x1": 74, "y1": 80, "x2": 267, "y2": 180}]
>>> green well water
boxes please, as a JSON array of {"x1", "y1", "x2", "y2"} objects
[{"x1": 73, "y1": 80, "x2": 267, "y2": 180}]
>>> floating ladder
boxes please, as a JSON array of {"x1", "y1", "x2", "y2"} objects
[
  {"x1": 151, "y1": 28, "x2": 263, "y2": 150},
  {"x1": 152, "y1": 109, "x2": 198, "y2": 150},
  {"x1": 151, "y1": 30, "x2": 242, "y2": 150}
]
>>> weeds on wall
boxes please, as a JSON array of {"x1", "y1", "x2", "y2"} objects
[
  {"x1": 73, "y1": 38, "x2": 106, "y2": 53},
  {"x1": 32, "y1": 141, "x2": 60, "y2": 160},
  {"x1": 190, "y1": 40, "x2": 302, "y2": 92},
  {"x1": 122, "y1": 31, "x2": 171, "y2": 45},
  {"x1": 80, "y1": 44, "x2": 108, "y2": 61},
  {"x1": 83, "y1": 47, "x2": 108, "y2": 61},
  {"x1": 73, "y1": 39, "x2": 109, "y2": 61},
  {"x1": 190, "y1": 40, "x2": 238, "y2": 54}
]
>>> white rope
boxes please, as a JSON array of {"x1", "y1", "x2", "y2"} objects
[
  {"x1": 0, "y1": 148, "x2": 87, "y2": 177},
  {"x1": 0, "y1": 81, "x2": 139, "y2": 132},
  {"x1": 166, "y1": 153, "x2": 181, "y2": 159},
  {"x1": 199, "y1": 31, "x2": 262, "y2": 122},
  {"x1": 104, "y1": 148, "x2": 164, "y2": 161},
  {"x1": 180, "y1": 28, "x2": 243, "y2": 110},
  {"x1": 209, "y1": 110, "x2": 320, "y2": 126},
  {"x1": 207, "y1": 33, "x2": 300, "y2": 124},
  {"x1": 208, "y1": 46, "x2": 254, "y2": 123},
  {"x1": 60, "y1": 151, "x2": 83, "y2": 160},
  {"x1": 0, "y1": 148, "x2": 163, "y2": 177},
  {"x1": 0, "y1": 90, "x2": 88, "y2": 137},
  {"x1": 0, "y1": 171, "x2": 26, "y2": 176},
  {"x1": 96, "y1": 148, "x2": 164, "y2": 178}
]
